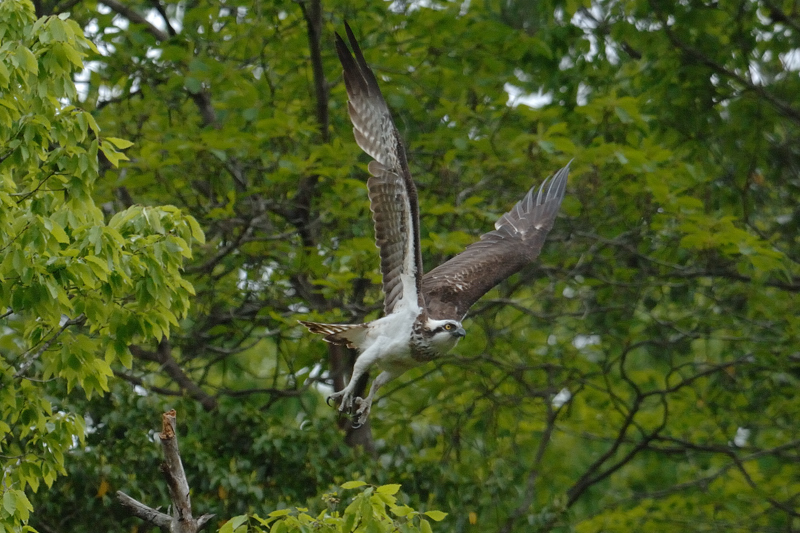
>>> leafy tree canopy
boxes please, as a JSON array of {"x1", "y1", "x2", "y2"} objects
[
  {"x1": 0, "y1": 1, "x2": 201, "y2": 530},
  {"x1": 0, "y1": 0, "x2": 797, "y2": 531}
]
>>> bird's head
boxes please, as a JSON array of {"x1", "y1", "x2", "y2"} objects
[{"x1": 423, "y1": 318, "x2": 466, "y2": 353}]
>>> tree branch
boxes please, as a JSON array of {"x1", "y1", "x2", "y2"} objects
[
  {"x1": 116, "y1": 491, "x2": 172, "y2": 529},
  {"x1": 286, "y1": 0, "x2": 331, "y2": 247},
  {"x1": 564, "y1": 394, "x2": 643, "y2": 506},
  {"x1": 763, "y1": 0, "x2": 800, "y2": 35},
  {"x1": 650, "y1": 2, "x2": 800, "y2": 125},
  {"x1": 129, "y1": 339, "x2": 218, "y2": 411},
  {"x1": 98, "y1": 0, "x2": 223, "y2": 137},
  {"x1": 575, "y1": 231, "x2": 800, "y2": 292},
  {"x1": 113, "y1": 369, "x2": 186, "y2": 397},
  {"x1": 51, "y1": 0, "x2": 84, "y2": 15},
  {"x1": 499, "y1": 401, "x2": 560, "y2": 533},
  {"x1": 728, "y1": 451, "x2": 800, "y2": 518},
  {"x1": 298, "y1": 0, "x2": 329, "y2": 142},
  {"x1": 117, "y1": 410, "x2": 215, "y2": 532},
  {"x1": 159, "y1": 410, "x2": 196, "y2": 531},
  {"x1": 189, "y1": 90, "x2": 220, "y2": 130},
  {"x1": 99, "y1": 0, "x2": 169, "y2": 42},
  {"x1": 148, "y1": 0, "x2": 177, "y2": 37}
]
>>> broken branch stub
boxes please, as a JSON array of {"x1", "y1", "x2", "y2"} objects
[{"x1": 117, "y1": 410, "x2": 215, "y2": 532}]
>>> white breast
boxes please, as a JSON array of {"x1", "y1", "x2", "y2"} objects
[{"x1": 359, "y1": 306, "x2": 420, "y2": 372}]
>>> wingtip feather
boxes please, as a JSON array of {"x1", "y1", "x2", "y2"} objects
[
  {"x1": 343, "y1": 21, "x2": 358, "y2": 49},
  {"x1": 494, "y1": 162, "x2": 570, "y2": 232},
  {"x1": 343, "y1": 22, "x2": 372, "y2": 78},
  {"x1": 546, "y1": 163, "x2": 570, "y2": 203}
]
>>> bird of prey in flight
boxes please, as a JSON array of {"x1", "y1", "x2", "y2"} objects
[{"x1": 300, "y1": 23, "x2": 570, "y2": 427}]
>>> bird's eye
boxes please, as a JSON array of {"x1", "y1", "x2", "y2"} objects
[{"x1": 444, "y1": 324, "x2": 452, "y2": 330}]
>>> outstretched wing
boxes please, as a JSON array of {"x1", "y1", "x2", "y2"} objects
[
  {"x1": 336, "y1": 23, "x2": 424, "y2": 315},
  {"x1": 421, "y1": 163, "x2": 570, "y2": 320}
]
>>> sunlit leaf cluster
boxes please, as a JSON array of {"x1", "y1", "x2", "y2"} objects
[{"x1": 0, "y1": 2, "x2": 202, "y2": 530}]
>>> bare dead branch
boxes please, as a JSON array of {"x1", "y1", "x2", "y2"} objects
[
  {"x1": 118, "y1": 410, "x2": 215, "y2": 532},
  {"x1": 159, "y1": 410, "x2": 195, "y2": 532},
  {"x1": 116, "y1": 491, "x2": 172, "y2": 529}
]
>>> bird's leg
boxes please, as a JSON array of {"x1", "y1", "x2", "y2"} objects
[
  {"x1": 352, "y1": 370, "x2": 396, "y2": 427},
  {"x1": 327, "y1": 346, "x2": 377, "y2": 415}
]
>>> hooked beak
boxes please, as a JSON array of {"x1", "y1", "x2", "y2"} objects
[{"x1": 452, "y1": 327, "x2": 466, "y2": 338}]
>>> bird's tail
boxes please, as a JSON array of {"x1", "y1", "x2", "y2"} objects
[{"x1": 298, "y1": 320, "x2": 368, "y2": 350}]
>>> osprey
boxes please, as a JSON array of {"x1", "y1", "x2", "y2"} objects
[{"x1": 300, "y1": 24, "x2": 569, "y2": 427}]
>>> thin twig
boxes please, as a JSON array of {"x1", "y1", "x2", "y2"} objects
[{"x1": 113, "y1": 369, "x2": 185, "y2": 397}]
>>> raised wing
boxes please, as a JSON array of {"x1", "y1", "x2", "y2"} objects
[
  {"x1": 336, "y1": 23, "x2": 424, "y2": 315},
  {"x1": 421, "y1": 163, "x2": 570, "y2": 320}
]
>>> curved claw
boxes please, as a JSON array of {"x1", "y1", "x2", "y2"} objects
[
  {"x1": 351, "y1": 418, "x2": 363, "y2": 430},
  {"x1": 326, "y1": 396, "x2": 335, "y2": 408}
]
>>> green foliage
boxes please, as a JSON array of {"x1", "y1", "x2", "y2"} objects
[
  {"x1": 0, "y1": 1, "x2": 201, "y2": 530},
  {"x1": 5, "y1": 0, "x2": 799, "y2": 532},
  {"x1": 220, "y1": 482, "x2": 446, "y2": 533}
]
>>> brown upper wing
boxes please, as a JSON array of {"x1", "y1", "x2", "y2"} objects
[
  {"x1": 336, "y1": 24, "x2": 424, "y2": 315},
  {"x1": 421, "y1": 163, "x2": 570, "y2": 320}
]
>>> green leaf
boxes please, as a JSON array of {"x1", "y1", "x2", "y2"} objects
[
  {"x1": 186, "y1": 215, "x2": 205, "y2": 243},
  {"x1": 99, "y1": 141, "x2": 128, "y2": 167},
  {"x1": 419, "y1": 518, "x2": 433, "y2": 533},
  {"x1": 84, "y1": 255, "x2": 109, "y2": 281},
  {"x1": 104, "y1": 137, "x2": 134, "y2": 149},
  {"x1": 3, "y1": 491, "x2": 16, "y2": 515},
  {"x1": 184, "y1": 77, "x2": 202, "y2": 94},
  {"x1": 424, "y1": 510, "x2": 447, "y2": 522},
  {"x1": 376, "y1": 484, "x2": 401, "y2": 495},
  {"x1": 48, "y1": 221, "x2": 69, "y2": 244},
  {"x1": 220, "y1": 515, "x2": 248, "y2": 533},
  {"x1": 390, "y1": 505, "x2": 415, "y2": 517},
  {"x1": 15, "y1": 46, "x2": 38, "y2": 75},
  {"x1": 341, "y1": 480, "x2": 368, "y2": 489}
]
